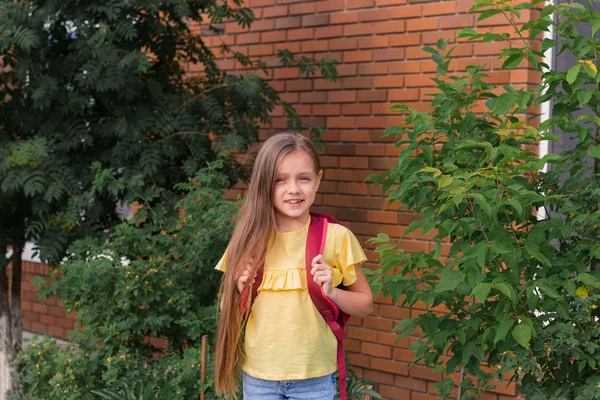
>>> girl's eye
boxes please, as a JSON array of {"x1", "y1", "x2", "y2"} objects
[
  {"x1": 275, "y1": 177, "x2": 285, "y2": 183},
  {"x1": 300, "y1": 177, "x2": 310, "y2": 181}
]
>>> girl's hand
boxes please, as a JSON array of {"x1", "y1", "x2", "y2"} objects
[
  {"x1": 311, "y1": 255, "x2": 333, "y2": 298},
  {"x1": 237, "y1": 260, "x2": 254, "y2": 294}
]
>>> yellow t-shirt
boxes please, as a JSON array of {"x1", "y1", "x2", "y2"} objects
[{"x1": 216, "y1": 218, "x2": 367, "y2": 380}]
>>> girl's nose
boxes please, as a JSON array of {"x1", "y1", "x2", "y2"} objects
[{"x1": 288, "y1": 180, "x2": 300, "y2": 193}]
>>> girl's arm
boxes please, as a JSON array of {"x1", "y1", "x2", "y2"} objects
[{"x1": 311, "y1": 255, "x2": 373, "y2": 317}]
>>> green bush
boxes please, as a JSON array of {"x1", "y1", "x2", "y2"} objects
[
  {"x1": 368, "y1": 1, "x2": 600, "y2": 399},
  {"x1": 14, "y1": 162, "x2": 234, "y2": 399}
]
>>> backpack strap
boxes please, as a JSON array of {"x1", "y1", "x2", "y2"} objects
[{"x1": 306, "y1": 213, "x2": 349, "y2": 400}]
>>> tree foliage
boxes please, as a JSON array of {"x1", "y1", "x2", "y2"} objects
[
  {"x1": 0, "y1": 0, "x2": 337, "y2": 264},
  {"x1": 0, "y1": 0, "x2": 338, "y2": 398},
  {"x1": 369, "y1": 1, "x2": 600, "y2": 399}
]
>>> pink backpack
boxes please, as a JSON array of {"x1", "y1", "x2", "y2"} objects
[{"x1": 240, "y1": 212, "x2": 351, "y2": 400}]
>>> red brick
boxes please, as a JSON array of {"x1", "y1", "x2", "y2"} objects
[
  {"x1": 340, "y1": 156, "x2": 369, "y2": 169},
  {"x1": 359, "y1": 9, "x2": 391, "y2": 22},
  {"x1": 358, "y1": 63, "x2": 388, "y2": 75},
  {"x1": 372, "y1": 358, "x2": 409, "y2": 375},
  {"x1": 348, "y1": 326, "x2": 378, "y2": 342},
  {"x1": 331, "y1": 12, "x2": 359, "y2": 25},
  {"x1": 249, "y1": 0, "x2": 275, "y2": 6},
  {"x1": 390, "y1": 5, "x2": 423, "y2": 19},
  {"x1": 289, "y1": 3, "x2": 316, "y2": 15},
  {"x1": 302, "y1": 14, "x2": 329, "y2": 27},
  {"x1": 300, "y1": 91, "x2": 327, "y2": 103},
  {"x1": 376, "y1": 0, "x2": 407, "y2": 5},
  {"x1": 357, "y1": 90, "x2": 387, "y2": 102},
  {"x1": 328, "y1": 91, "x2": 357, "y2": 103},
  {"x1": 327, "y1": 117, "x2": 355, "y2": 129},
  {"x1": 287, "y1": 28, "x2": 314, "y2": 41},
  {"x1": 424, "y1": 2, "x2": 457, "y2": 16},
  {"x1": 263, "y1": 5, "x2": 288, "y2": 18},
  {"x1": 47, "y1": 325, "x2": 66, "y2": 339},
  {"x1": 316, "y1": 25, "x2": 343, "y2": 39},
  {"x1": 330, "y1": 38, "x2": 358, "y2": 51},
  {"x1": 364, "y1": 316, "x2": 395, "y2": 331},
  {"x1": 374, "y1": 76, "x2": 404, "y2": 88},
  {"x1": 439, "y1": 14, "x2": 474, "y2": 29},
  {"x1": 275, "y1": 17, "x2": 301, "y2": 29},
  {"x1": 412, "y1": 392, "x2": 441, "y2": 400},
  {"x1": 301, "y1": 40, "x2": 329, "y2": 52},
  {"x1": 410, "y1": 365, "x2": 442, "y2": 382},
  {"x1": 406, "y1": 17, "x2": 438, "y2": 31},
  {"x1": 358, "y1": 36, "x2": 389, "y2": 49},
  {"x1": 390, "y1": 33, "x2": 421, "y2": 47},
  {"x1": 313, "y1": 104, "x2": 341, "y2": 116},
  {"x1": 373, "y1": 48, "x2": 405, "y2": 61},
  {"x1": 317, "y1": 0, "x2": 345, "y2": 12},
  {"x1": 395, "y1": 375, "x2": 428, "y2": 392},
  {"x1": 343, "y1": 24, "x2": 372, "y2": 36},
  {"x1": 374, "y1": 20, "x2": 406, "y2": 34},
  {"x1": 405, "y1": 75, "x2": 436, "y2": 88},
  {"x1": 378, "y1": 385, "x2": 413, "y2": 400},
  {"x1": 237, "y1": 33, "x2": 261, "y2": 45},
  {"x1": 348, "y1": 0, "x2": 375, "y2": 9},
  {"x1": 343, "y1": 77, "x2": 373, "y2": 89},
  {"x1": 249, "y1": 44, "x2": 273, "y2": 56},
  {"x1": 342, "y1": 104, "x2": 371, "y2": 115},
  {"x1": 363, "y1": 369, "x2": 395, "y2": 385},
  {"x1": 344, "y1": 50, "x2": 373, "y2": 63}
]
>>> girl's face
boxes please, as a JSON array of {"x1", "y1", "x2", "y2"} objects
[{"x1": 272, "y1": 149, "x2": 322, "y2": 232}]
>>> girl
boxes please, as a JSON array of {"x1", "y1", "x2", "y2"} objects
[{"x1": 215, "y1": 132, "x2": 373, "y2": 400}]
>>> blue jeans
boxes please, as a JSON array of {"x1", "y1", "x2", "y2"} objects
[{"x1": 242, "y1": 372, "x2": 336, "y2": 400}]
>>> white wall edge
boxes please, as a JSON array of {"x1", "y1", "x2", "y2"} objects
[
  {"x1": 537, "y1": 1, "x2": 556, "y2": 221},
  {"x1": 5, "y1": 242, "x2": 42, "y2": 264}
]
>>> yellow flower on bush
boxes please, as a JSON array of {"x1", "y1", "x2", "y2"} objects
[
  {"x1": 578, "y1": 59, "x2": 597, "y2": 73},
  {"x1": 576, "y1": 286, "x2": 589, "y2": 298}
]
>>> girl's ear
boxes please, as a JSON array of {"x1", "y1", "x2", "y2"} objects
[{"x1": 316, "y1": 170, "x2": 323, "y2": 191}]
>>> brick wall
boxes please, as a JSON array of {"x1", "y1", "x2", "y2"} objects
[
  {"x1": 17, "y1": 0, "x2": 541, "y2": 398},
  {"x1": 195, "y1": 0, "x2": 538, "y2": 398}
]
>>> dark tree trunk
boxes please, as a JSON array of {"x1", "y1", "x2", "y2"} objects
[
  {"x1": 10, "y1": 248, "x2": 22, "y2": 395},
  {"x1": 10, "y1": 248, "x2": 21, "y2": 356},
  {"x1": 0, "y1": 253, "x2": 14, "y2": 399}
]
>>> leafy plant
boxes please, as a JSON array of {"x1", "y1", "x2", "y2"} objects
[
  {"x1": 368, "y1": 1, "x2": 600, "y2": 399},
  {"x1": 1, "y1": 0, "x2": 337, "y2": 396}
]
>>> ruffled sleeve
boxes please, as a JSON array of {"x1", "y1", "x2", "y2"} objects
[{"x1": 328, "y1": 224, "x2": 367, "y2": 287}]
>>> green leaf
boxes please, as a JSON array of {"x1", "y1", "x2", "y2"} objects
[
  {"x1": 494, "y1": 282, "x2": 515, "y2": 302},
  {"x1": 512, "y1": 322, "x2": 532, "y2": 348},
  {"x1": 536, "y1": 279, "x2": 560, "y2": 299},
  {"x1": 438, "y1": 175, "x2": 453, "y2": 188},
  {"x1": 502, "y1": 54, "x2": 524, "y2": 69},
  {"x1": 594, "y1": 19, "x2": 600, "y2": 36},
  {"x1": 471, "y1": 193, "x2": 492, "y2": 216},
  {"x1": 576, "y1": 273, "x2": 600, "y2": 288},
  {"x1": 494, "y1": 318, "x2": 514, "y2": 344},
  {"x1": 393, "y1": 318, "x2": 419, "y2": 342},
  {"x1": 435, "y1": 270, "x2": 464, "y2": 292},
  {"x1": 524, "y1": 242, "x2": 551, "y2": 267},
  {"x1": 418, "y1": 167, "x2": 442, "y2": 177},
  {"x1": 577, "y1": 90, "x2": 592, "y2": 106},
  {"x1": 477, "y1": 8, "x2": 504, "y2": 22},
  {"x1": 494, "y1": 92, "x2": 517, "y2": 115},
  {"x1": 588, "y1": 146, "x2": 600, "y2": 159},
  {"x1": 566, "y1": 64, "x2": 581, "y2": 85},
  {"x1": 471, "y1": 283, "x2": 492, "y2": 302}
]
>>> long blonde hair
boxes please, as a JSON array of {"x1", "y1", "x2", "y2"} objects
[{"x1": 215, "y1": 132, "x2": 321, "y2": 399}]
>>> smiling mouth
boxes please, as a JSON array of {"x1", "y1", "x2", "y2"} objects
[{"x1": 285, "y1": 200, "x2": 304, "y2": 204}]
